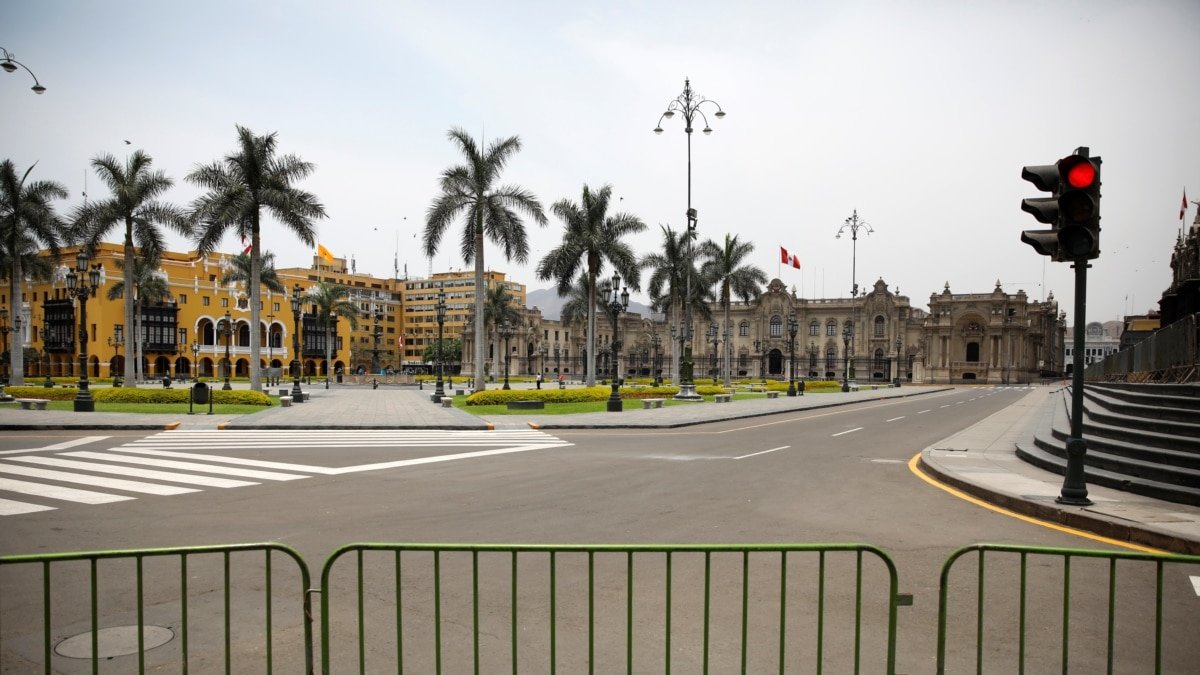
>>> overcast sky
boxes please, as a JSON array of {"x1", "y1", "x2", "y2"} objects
[{"x1": 5, "y1": 1, "x2": 1198, "y2": 325}]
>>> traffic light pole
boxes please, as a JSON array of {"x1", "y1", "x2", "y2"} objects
[{"x1": 1058, "y1": 261, "x2": 1092, "y2": 505}]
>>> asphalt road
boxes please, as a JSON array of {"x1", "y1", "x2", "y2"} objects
[{"x1": 1, "y1": 387, "x2": 1196, "y2": 672}]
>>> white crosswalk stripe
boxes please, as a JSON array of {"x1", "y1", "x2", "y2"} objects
[{"x1": 0, "y1": 429, "x2": 571, "y2": 516}]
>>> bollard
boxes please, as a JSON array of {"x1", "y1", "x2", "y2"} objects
[{"x1": 372, "y1": 378, "x2": 378, "y2": 390}]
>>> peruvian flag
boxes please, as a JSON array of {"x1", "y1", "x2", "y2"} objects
[
  {"x1": 1182, "y1": 189, "x2": 1189, "y2": 220},
  {"x1": 780, "y1": 246, "x2": 801, "y2": 269}
]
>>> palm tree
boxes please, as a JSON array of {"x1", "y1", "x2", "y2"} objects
[
  {"x1": 640, "y1": 225, "x2": 712, "y2": 384},
  {"x1": 106, "y1": 256, "x2": 172, "y2": 381},
  {"x1": 698, "y1": 234, "x2": 767, "y2": 387},
  {"x1": 0, "y1": 160, "x2": 68, "y2": 385},
  {"x1": 482, "y1": 282, "x2": 521, "y2": 378},
  {"x1": 71, "y1": 150, "x2": 190, "y2": 388},
  {"x1": 188, "y1": 125, "x2": 327, "y2": 392},
  {"x1": 536, "y1": 184, "x2": 645, "y2": 386},
  {"x1": 303, "y1": 281, "x2": 358, "y2": 386},
  {"x1": 220, "y1": 251, "x2": 286, "y2": 294},
  {"x1": 424, "y1": 127, "x2": 546, "y2": 392}
]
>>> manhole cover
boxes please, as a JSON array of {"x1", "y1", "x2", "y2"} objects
[{"x1": 55, "y1": 625, "x2": 173, "y2": 659}]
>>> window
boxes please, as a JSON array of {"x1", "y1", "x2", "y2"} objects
[
  {"x1": 809, "y1": 320, "x2": 819, "y2": 336},
  {"x1": 826, "y1": 319, "x2": 836, "y2": 336},
  {"x1": 770, "y1": 315, "x2": 782, "y2": 337},
  {"x1": 179, "y1": 294, "x2": 187, "y2": 304},
  {"x1": 221, "y1": 297, "x2": 229, "y2": 308},
  {"x1": 739, "y1": 321, "x2": 749, "y2": 337},
  {"x1": 874, "y1": 316, "x2": 885, "y2": 338},
  {"x1": 874, "y1": 348, "x2": 886, "y2": 371},
  {"x1": 825, "y1": 347, "x2": 837, "y2": 370},
  {"x1": 202, "y1": 296, "x2": 211, "y2": 307}
]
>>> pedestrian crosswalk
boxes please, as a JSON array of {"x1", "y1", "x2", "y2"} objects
[{"x1": 0, "y1": 430, "x2": 572, "y2": 516}]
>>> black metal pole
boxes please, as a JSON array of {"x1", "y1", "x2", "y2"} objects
[
  {"x1": 1058, "y1": 262, "x2": 1092, "y2": 505},
  {"x1": 607, "y1": 309, "x2": 622, "y2": 412},
  {"x1": 434, "y1": 316, "x2": 445, "y2": 402},
  {"x1": 73, "y1": 289, "x2": 94, "y2": 412}
]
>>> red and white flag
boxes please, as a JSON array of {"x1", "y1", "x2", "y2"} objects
[
  {"x1": 1182, "y1": 189, "x2": 1189, "y2": 220},
  {"x1": 780, "y1": 246, "x2": 801, "y2": 269},
  {"x1": 790, "y1": 254, "x2": 801, "y2": 270},
  {"x1": 780, "y1": 246, "x2": 789, "y2": 264}
]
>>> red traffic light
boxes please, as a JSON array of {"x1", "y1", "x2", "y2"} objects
[{"x1": 1063, "y1": 157, "x2": 1097, "y2": 189}]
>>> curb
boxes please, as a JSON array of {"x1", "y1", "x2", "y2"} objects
[{"x1": 917, "y1": 455, "x2": 1199, "y2": 555}]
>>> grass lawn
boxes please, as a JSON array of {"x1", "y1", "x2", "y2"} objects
[
  {"x1": 450, "y1": 391, "x2": 787, "y2": 415},
  {"x1": 0, "y1": 401, "x2": 274, "y2": 415}
]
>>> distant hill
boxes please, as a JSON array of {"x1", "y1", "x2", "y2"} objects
[{"x1": 527, "y1": 287, "x2": 655, "y2": 321}]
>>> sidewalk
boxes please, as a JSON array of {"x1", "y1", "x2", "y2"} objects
[{"x1": 2, "y1": 382, "x2": 1196, "y2": 554}]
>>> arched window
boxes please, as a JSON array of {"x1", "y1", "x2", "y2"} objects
[
  {"x1": 874, "y1": 348, "x2": 886, "y2": 371},
  {"x1": 770, "y1": 315, "x2": 783, "y2": 337},
  {"x1": 739, "y1": 320, "x2": 749, "y2": 337},
  {"x1": 809, "y1": 320, "x2": 819, "y2": 336},
  {"x1": 825, "y1": 347, "x2": 837, "y2": 370},
  {"x1": 874, "y1": 316, "x2": 885, "y2": 337},
  {"x1": 738, "y1": 352, "x2": 748, "y2": 368},
  {"x1": 826, "y1": 319, "x2": 837, "y2": 336},
  {"x1": 808, "y1": 349, "x2": 818, "y2": 370}
]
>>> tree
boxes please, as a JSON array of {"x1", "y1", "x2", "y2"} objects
[
  {"x1": 698, "y1": 233, "x2": 767, "y2": 386},
  {"x1": 482, "y1": 282, "x2": 521, "y2": 375},
  {"x1": 536, "y1": 184, "x2": 645, "y2": 386},
  {"x1": 188, "y1": 126, "x2": 327, "y2": 392},
  {"x1": 302, "y1": 281, "x2": 358, "y2": 384},
  {"x1": 424, "y1": 127, "x2": 546, "y2": 392},
  {"x1": 0, "y1": 160, "x2": 68, "y2": 385},
  {"x1": 640, "y1": 225, "x2": 712, "y2": 384},
  {"x1": 106, "y1": 256, "x2": 172, "y2": 381},
  {"x1": 220, "y1": 251, "x2": 286, "y2": 294},
  {"x1": 422, "y1": 337, "x2": 462, "y2": 370},
  {"x1": 71, "y1": 150, "x2": 191, "y2": 388}
]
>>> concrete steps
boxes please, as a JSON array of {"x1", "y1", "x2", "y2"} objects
[{"x1": 1016, "y1": 383, "x2": 1200, "y2": 506}]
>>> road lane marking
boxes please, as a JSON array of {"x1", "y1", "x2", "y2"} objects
[
  {"x1": 0, "y1": 477, "x2": 134, "y2": 505},
  {"x1": 0, "y1": 436, "x2": 110, "y2": 456},
  {"x1": 734, "y1": 446, "x2": 790, "y2": 460},
  {"x1": 940, "y1": 405, "x2": 952, "y2": 408},
  {"x1": 6, "y1": 457, "x2": 258, "y2": 488},
  {"x1": 1191, "y1": 576, "x2": 1200, "y2": 596},
  {"x1": 61, "y1": 452, "x2": 310, "y2": 481},
  {"x1": 907, "y1": 453, "x2": 1163, "y2": 554},
  {"x1": 832, "y1": 427, "x2": 863, "y2": 437},
  {"x1": 0, "y1": 463, "x2": 199, "y2": 495},
  {"x1": 886, "y1": 416, "x2": 905, "y2": 422},
  {"x1": 917, "y1": 410, "x2": 931, "y2": 414},
  {"x1": 0, "y1": 498, "x2": 56, "y2": 515}
]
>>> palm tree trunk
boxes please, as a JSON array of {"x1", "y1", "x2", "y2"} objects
[
  {"x1": 586, "y1": 267, "x2": 597, "y2": 387},
  {"x1": 325, "y1": 316, "x2": 332, "y2": 386},
  {"x1": 134, "y1": 299, "x2": 142, "y2": 381},
  {"x1": 123, "y1": 230, "x2": 137, "y2": 387},
  {"x1": 9, "y1": 255, "x2": 23, "y2": 385},
  {"x1": 723, "y1": 292, "x2": 732, "y2": 388},
  {"x1": 249, "y1": 219, "x2": 262, "y2": 391},
  {"x1": 473, "y1": 216, "x2": 485, "y2": 392}
]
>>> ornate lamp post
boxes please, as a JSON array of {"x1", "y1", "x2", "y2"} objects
[
  {"x1": 538, "y1": 343, "x2": 548, "y2": 382},
  {"x1": 786, "y1": 314, "x2": 798, "y2": 397},
  {"x1": 499, "y1": 321, "x2": 516, "y2": 390},
  {"x1": 707, "y1": 321, "x2": 719, "y2": 385},
  {"x1": 221, "y1": 310, "x2": 233, "y2": 390},
  {"x1": 837, "y1": 210, "x2": 872, "y2": 378},
  {"x1": 65, "y1": 251, "x2": 102, "y2": 412},
  {"x1": 655, "y1": 78, "x2": 725, "y2": 402},
  {"x1": 433, "y1": 290, "x2": 447, "y2": 402},
  {"x1": 894, "y1": 336, "x2": 903, "y2": 387},
  {"x1": 1, "y1": 47, "x2": 47, "y2": 94},
  {"x1": 553, "y1": 343, "x2": 561, "y2": 380},
  {"x1": 290, "y1": 283, "x2": 304, "y2": 401},
  {"x1": 842, "y1": 324, "x2": 853, "y2": 392},
  {"x1": 266, "y1": 312, "x2": 275, "y2": 368},
  {"x1": 371, "y1": 310, "x2": 383, "y2": 374},
  {"x1": 650, "y1": 334, "x2": 662, "y2": 386},
  {"x1": 0, "y1": 307, "x2": 9, "y2": 385},
  {"x1": 605, "y1": 273, "x2": 630, "y2": 412},
  {"x1": 108, "y1": 336, "x2": 124, "y2": 385},
  {"x1": 190, "y1": 341, "x2": 199, "y2": 379}
]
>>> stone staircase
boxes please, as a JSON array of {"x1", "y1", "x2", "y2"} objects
[{"x1": 1016, "y1": 382, "x2": 1200, "y2": 506}]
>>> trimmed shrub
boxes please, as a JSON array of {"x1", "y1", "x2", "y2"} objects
[
  {"x1": 4, "y1": 386, "x2": 272, "y2": 406},
  {"x1": 4, "y1": 386, "x2": 78, "y2": 401},
  {"x1": 465, "y1": 386, "x2": 612, "y2": 406}
]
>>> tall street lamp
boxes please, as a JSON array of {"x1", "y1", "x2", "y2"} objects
[
  {"x1": 1, "y1": 47, "x2": 47, "y2": 94},
  {"x1": 434, "y1": 290, "x2": 447, "y2": 402},
  {"x1": 266, "y1": 312, "x2": 275, "y2": 368},
  {"x1": 190, "y1": 341, "x2": 199, "y2": 379},
  {"x1": 290, "y1": 283, "x2": 304, "y2": 401},
  {"x1": 371, "y1": 310, "x2": 383, "y2": 374},
  {"x1": 499, "y1": 321, "x2": 516, "y2": 390},
  {"x1": 553, "y1": 344, "x2": 561, "y2": 380},
  {"x1": 894, "y1": 336, "x2": 903, "y2": 388},
  {"x1": 650, "y1": 334, "x2": 662, "y2": 387},
  {"x1": 754, "y1": 339, "x2": 766, "y2": 385},
  {"x1": 655, "y1": 78, "x2": 725, "y2": 402},
  {"x1": 538, "y1": 343, "x2": 548, "y2": 382},
  {"x1": 842, "y1": 324, "x2": 853, "y2": 392},
  {"x1": 221, "y1": 310, "x2": 233, "y2": 390},
  {"x1": 786, "y1": 314, "x2": 798, "y2": 397},
  {"x1": 605, "y1": 273, "x2": 630, "y2": 412},
  {"x1": 65, "y1": 251, "x2": 102, "y2": 412},
  {"x1": 108, "y1": 336, "x2": 124, "y2": 385},
  {"x1": 837, "y1": 210, "x2": 872, "y2": 375},
  {"x1": 707, "y1": 321, "x2": 720, "y2": 385}
]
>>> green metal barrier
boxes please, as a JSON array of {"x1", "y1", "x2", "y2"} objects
[
  {"x1": 320, "y1": 543, "x2": 900, "y2": 674},
  {"x1": 937, "y1": 543, "x2": 1200, "y2": 674},
  {"x1": 0, "y1": 542, "x2": 312, "y2": 674}
]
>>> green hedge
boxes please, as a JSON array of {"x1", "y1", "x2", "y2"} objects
[
  {"x1": 465, "y1": 386, "x2": 612, "y2": 406},
  {"x1": 4, "y1": 385, "x2": 273, "y2": 406}
]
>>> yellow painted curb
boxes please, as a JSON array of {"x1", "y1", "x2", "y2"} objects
[
  {"x1": 485, "y1": 422, "x2": 494, "y2": 431},
  {"x1": 164, "y1": 422, "x2": 180, "y2": 430},
  {"x1": 528, "y1": 422, "x2": 540, "y2": 429},
  {"x1": 217, "y1": 422, "x2": 230, "y2": 430}
]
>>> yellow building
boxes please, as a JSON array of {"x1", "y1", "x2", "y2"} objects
[
  {"x1": 2, "y1": 243, "x2": 351, "y2": 384},
  {"x1": 399, "y1": 270, "x2": 526, "y2": 373}
]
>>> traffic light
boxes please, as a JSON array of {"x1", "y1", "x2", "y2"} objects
[{"x1": 1019, "y1": 147, "x2": 1102, "y2": 262}]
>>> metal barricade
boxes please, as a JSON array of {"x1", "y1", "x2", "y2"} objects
[
  {"x1": 320, "y1": 542, "x2": 900, "y2": 674},
  {"x1": 0, "y1": 543, "x2": 312, "y2": 673},
  {"x1": 936, "y1": 543, "x2": 1200, "y2": 674}
]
